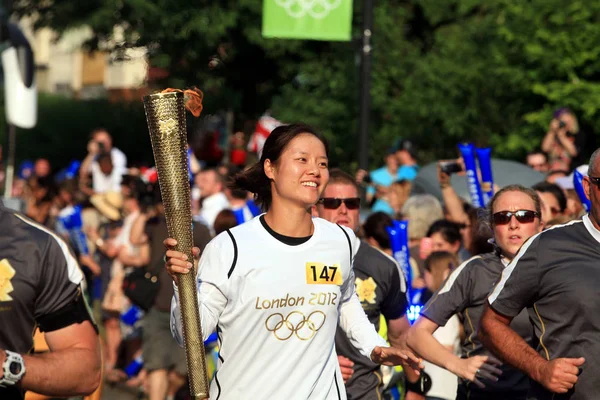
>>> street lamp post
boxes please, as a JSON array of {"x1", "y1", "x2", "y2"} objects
[{"x1": 358, "y1": 0, "x2": 373, "y2": 170}]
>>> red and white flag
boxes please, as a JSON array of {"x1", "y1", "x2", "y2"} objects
[{"x1": 248, "y1": 115, "x2": 282, "y2": 158}]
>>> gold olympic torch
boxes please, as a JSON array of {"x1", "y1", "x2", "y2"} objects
[{"x1": 143, "y1": 89, "x2": 209, "y2": 399}]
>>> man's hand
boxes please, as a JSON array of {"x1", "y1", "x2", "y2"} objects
[
  {"x1": 411, "y1": 277, "x2": 426, "y2": 290},
  {"x1": 355, "y1": 169, "x2": 369, "y2": 185},
  {"x1": 437, "y1": 162, "x2": 451, "y2": 187},
  {"x1": 87, "y1": 140, "x2": 99, "y2": 155},
  {"x1": 79, "y1": 254, "x2": 101, "y2": 277},
  {"x1": 449, "y1": 355, "x2": 502, "y2": 388},
  {"x1": 85, "y1": 227, "x2": 99, "y2": 243},
  {"x1": 371, "y1": 346, "x2": 423, "y2": 375},
  {"x1": 549, "y1": 118, "x2": 560, "y2": 133},
  {"x1": 337, "y1": 355, "x2": 354, "y2": 383},
  {"x1": 534, "y1": 357, "x2": 584, "y2": 394}
]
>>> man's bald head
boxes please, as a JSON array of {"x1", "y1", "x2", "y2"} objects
[{"x1": 589, "y1": 148, "x2": 600, "y2": 176}]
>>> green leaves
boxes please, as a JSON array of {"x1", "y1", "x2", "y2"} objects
[{"x1": 13, "y1": 0, "x2": 600, "y2": 170}]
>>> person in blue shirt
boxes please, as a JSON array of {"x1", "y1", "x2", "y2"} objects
[
  {"x1": 357, "y1": 145, "x2": 418, "y2": 215},
  {"x1": 394, "y1": 139, "x2": 419, "y2": 179}
]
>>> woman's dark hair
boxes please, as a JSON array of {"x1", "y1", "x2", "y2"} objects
[
  {"x1": 426, "y1": 219, "x2": 462, "y2": 245},
  {"x1": 227, "y1": 171, "x2": 250, "y2": 200},
  {"x1": 34, "y1": 176, "x2": 57, "y2": 203},
  {"x1": 468, "y1": 208, "x2": 494, "y2": 256},
  {"x1": 231, "y1": 123, "x2": 328, "y2": 211},
  {"x1": 532, "y1": 181, "x2": 567, "y2": 213},
  {"x1": 213, "y1": 209, "x2": 238, "y2": 236},
  {"x1": 362, "y1": 211, "x2": 394, "y2": 250}
]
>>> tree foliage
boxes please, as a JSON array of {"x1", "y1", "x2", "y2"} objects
[
  {"x1": 0, "y1": 93, "x2": 151, "y2": 169},
  {"x1": 13, "y1": 0, "x2": 600, "y2": 170}
]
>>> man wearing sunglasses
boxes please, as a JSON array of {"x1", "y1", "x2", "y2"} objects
[
  {"x1": 481, "y1": 148, "x2": 600, "y2": 400},
  {"x1": 314, "y1": 169, "x2": 419, "y2": 400}
]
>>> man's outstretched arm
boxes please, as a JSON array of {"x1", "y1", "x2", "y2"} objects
[{"x1": 479, "y1": 304, "x2": 583, "y2": 394}]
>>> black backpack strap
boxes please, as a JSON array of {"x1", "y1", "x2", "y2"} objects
[
  {"x1": 225, "y1": 229, "x2": 238, "y2": 278},
  {"x1": 336, "y1": 224, "x2": 353, "y2": 267}
]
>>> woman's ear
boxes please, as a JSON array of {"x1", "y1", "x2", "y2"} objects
[{"x1": 264, "y1": 159, "x2": 275, "y2": 180}]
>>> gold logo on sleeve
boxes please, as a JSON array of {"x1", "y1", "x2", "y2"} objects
[
  {"x1": 0, "y1": 259, "x2": 16, "y2": 302},
  {"x1": 265, "y1": 310, "x2": 326, "y2": 341},
  {"x1": 355, "y1": 277, "x2": 377, "y2": 304}
]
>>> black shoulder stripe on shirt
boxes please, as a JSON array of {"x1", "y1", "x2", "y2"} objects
[
  {"x1": 337, "y1": 224, "x2": 352, "y2": 267},
  {"x1": 217, "y1": 324, "x2": 224, "y2": 363},
  {"x1": 333, "y1": 371, "x2": 342, "y2": 400},
  {"x1": 215, "y1": 324, "x2": 223, "y2": 398},
  {"x1": 214, "y1": 370, "x2": 222, "y2": 400},
  {"x1": 225, "y1": 229, "x2": 238, "y2": 278}
]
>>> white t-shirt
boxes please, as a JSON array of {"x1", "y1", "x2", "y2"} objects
[
  {"x1": 423, "y1": 314, "x2": 460, "y2": 400},
  {"x1": 90, "y1": 147, "x2": 127, "y2": 193},
  {"x1": 171, "y1": 216, "x2": 387, "y2": 399},
  {"x1": 197, "y1": 192, "x2": 230, "y2": 233},
  {"x1": 115, "y1": 210, "x2": 140, "y2": 255}
]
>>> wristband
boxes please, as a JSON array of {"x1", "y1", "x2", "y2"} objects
[{"x1": 405, "y1": 371, "x2": 432, "y2": 395}]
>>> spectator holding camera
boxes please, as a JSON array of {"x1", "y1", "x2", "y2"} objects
[
  {"x1": 437, "y1": 159, "x2": 470, "y2": 226},
  {"x1": 541, "y1": 108, "x2": 579, "y2": 172},
  {"x1": 80, "y1": 128, "x2": 127, "y2": 194}
]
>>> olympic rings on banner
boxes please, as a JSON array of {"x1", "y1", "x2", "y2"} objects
[{"x1": 274, "y1": 0, "x2": 343, "y2": 19}]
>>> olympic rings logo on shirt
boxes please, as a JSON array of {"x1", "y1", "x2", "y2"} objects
[
  {"x1": 265, "y1": 310, "x2": 326, "y2": 341},
  {"x1": 274, "y1": 0, "x2": 343, "y2": 20}
]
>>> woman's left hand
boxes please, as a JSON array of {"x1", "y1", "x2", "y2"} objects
[{"x1": 371, "y1": 346, "x2": 423, "y2": 374}]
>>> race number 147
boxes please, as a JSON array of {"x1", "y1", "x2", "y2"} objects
[{"x1": 306, "y1": 263, "x2": 342, "y2": 285}]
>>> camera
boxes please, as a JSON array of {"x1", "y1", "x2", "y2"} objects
[
  {"x1": 440, "y1": 161, "x2": 463, "y2": 175},
  {"x1": 363, "y1": 173, "x2": 372, "y2": 184},
  {"x1": 97, "y1": 141, "x2": 105, "y2": 152},
  {"x1": 558, "y1": 120, "x2": 566, "y2": 129}
]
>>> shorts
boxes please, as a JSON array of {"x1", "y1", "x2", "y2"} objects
[{"x1": 142, "y1": 307, "x2": 187, "y2": 376}]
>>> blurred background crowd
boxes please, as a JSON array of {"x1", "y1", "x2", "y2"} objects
[{"x1": 4, "y1": 107, "x2": 593, "y2": 400}]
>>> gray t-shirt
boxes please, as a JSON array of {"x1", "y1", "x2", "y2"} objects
[
  {"x1": 421, "y1": 252, "x2": 531, "y2": 397},
  {"x1": 335, "y1": 241, "x2": 408, "y2": 400},
  {"x1": 489, "y1": 215, "x2": 600, "y2": 400},
  {"x1": 0, "y1": 203, "x2": 96, "y2": 400}
]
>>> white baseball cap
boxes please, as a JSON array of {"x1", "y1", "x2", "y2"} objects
[{"x1": 555, "y1": 164, "x2": 589, "y2": 190}]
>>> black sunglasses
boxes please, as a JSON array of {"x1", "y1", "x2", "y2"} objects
[
  {"x1": 318, "y1": 197, "x2": 361, "y2": 210},
  {"x1": 493, "y1": 210, "x2": 540, "y2": 225},
  {"x1": 589, "y1": 176, "x2": 600, "y2": 189}
]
